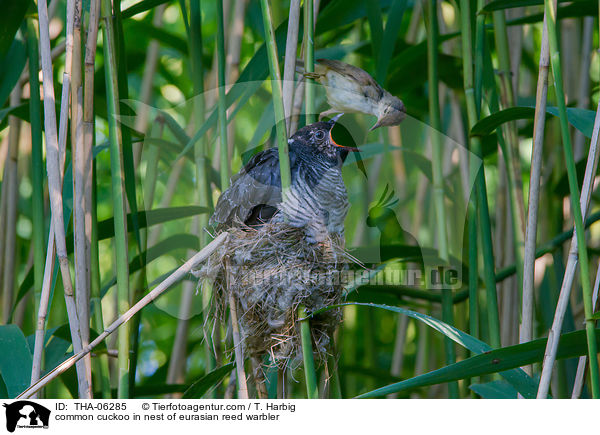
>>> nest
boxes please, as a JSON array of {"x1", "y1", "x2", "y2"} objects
[{"x1": 193, "y1": 219, "x2": 352, "y2": 368}]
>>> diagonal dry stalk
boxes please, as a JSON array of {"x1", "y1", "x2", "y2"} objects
[
  {"x1": 20, "y1": 233, "x2": 229, "y2": 399},
  {"x1": 537, "y1": 100, "x2": 600, "y2": 398},
  {"x1": 36, "y1": 0, "x2": 90, "y2": 399},
  {"x1": 520, "y1": 12, "x2": 550, "y2": 379}
]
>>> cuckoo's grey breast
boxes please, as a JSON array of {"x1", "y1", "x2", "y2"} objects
[{"x1": 209, "y1": 118, "x2": 355, "y2": 242}]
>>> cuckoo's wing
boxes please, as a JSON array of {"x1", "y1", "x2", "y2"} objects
[{"x1": 209, "y1": 148, "x2": 285, "y2": 229}]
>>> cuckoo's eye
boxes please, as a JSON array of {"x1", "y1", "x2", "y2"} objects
[{"x1": 314, "y1": 130, "x2": 326, "y2": 141}]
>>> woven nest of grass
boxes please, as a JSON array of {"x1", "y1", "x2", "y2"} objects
[{"x1": 193, "y1": 219, "x2": 353, "y2": 368}]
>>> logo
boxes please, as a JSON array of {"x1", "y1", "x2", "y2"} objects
[{"x1": 2, "y1": 401, "x2": 50, "y2": 432}]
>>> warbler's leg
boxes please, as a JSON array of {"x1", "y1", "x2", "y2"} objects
[{"x1": 303, "y1": 72, "x2": 321, "y2": 80}]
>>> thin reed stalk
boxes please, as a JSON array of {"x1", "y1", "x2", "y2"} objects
[
  {"x1": 299, "y1": 305, "x2": 318, "y2": 399},
  {"x1": 492, "y1": 10, "x2": 525, "y2": 291},
  {"x1": 73, "y1": 85, "x2": 93, "y2": 390},
  {"x1": 472, "y1": 0, "x2": 501, "y2": 350},
  {"x1": 388, "y1": 315, "x2": 409, "y2": 398},
  {"x1": 0, "y1": 156, "x2": 6, "y2": 306},
  {"x1": 2, "y1": 87, "x2": 22, "y2": 324},
  {"x1": 166, "y1": 278, "x2": 195, "y2": 389},
  {"x1": 18, "y1": 41, "x2": 66, "y2": 88},
  {"x1": 186, "y1": 0, "x2": 218, "y2": 396},
  {"x1": 37, "y1": 0, "x2": 90, "y2": 398},
  {"x1": 537, "y1": 108, "x2": 600, "y2": 397},
  {"x1": 31, "y1": 224, "x2": 58, "y2": 397},
  {"x1": 303, "y1": 0, "x2": 315, "y2": 124},
  {"x1": 426, "y1": 0, "x2": 457, "y2": 398},
  {"x1": 134, "y1": 4, "x2": 166, "y2": 139},
  {"x1": 83, "y1": 1, "x2": 104, "y2": 396},
  {"x1": 72, "y1": 0, "x2": 93, "y2": 392},
  {"x1": 520, "y1": 11, "x2": 550, "y2": 379},
  {"x1": 538, "y1": 0, "x2": 600, "y2": 398},
  {"x1": 101, "y1": 0, "x2": 131, "y2": 398},
  {"x1": 20, "y1": 233, "x2": 229, "y2": 399},
  {"x1": 283, "y1": 0, "x2": 301, "y2": 132},
  {"x1": 90, "y1": 161, "x2": 111, "y2": 398},
  {"x1": 571, "y1": 258, "x2": 600, "y2": 398},
  {"x1": 225, "y1": 0, "x2": 248, "y2": 158},
  {"x1": 260, "y1": 0, "x2": 291, "y2": 194},
  {"x1": 216, "y1": 0, "x2": 230, "y2": 190},
  {"x1": 147, "y1": 160, "x2": 185, "y2": 247},
  {"x1": 225, "y1": 258, "x2": 249, "y2": 399},
  {"x1": 26, "y1": 19, "x2": 45, "y2": 323},
  {"x1": 573, "y1": 17, "x2": 594, "y2": 159},
  {"x1": 30, "y1": 57, "x2": 74, "y2": 396}
]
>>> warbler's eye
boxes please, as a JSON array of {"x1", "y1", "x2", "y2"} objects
[{"x1": 315, "y1": 130, "x2": 325, "y2": 140}]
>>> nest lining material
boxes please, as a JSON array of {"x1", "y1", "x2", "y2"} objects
[{"x1": 193, "y1": 219, "x2": 354, "y2": 367}]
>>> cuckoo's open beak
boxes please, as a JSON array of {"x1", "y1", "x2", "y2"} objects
[
  {"x1": 328, "y1": 113, "x2": 359, "y2": 151},
  {"x1": 329, "y1": 130, "x2": 359, "y2": 151}
]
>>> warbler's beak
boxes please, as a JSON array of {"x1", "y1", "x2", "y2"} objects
[
  {"x1": 370, "y1": 104, "x2": 407, "y2": 131},
  {"x1": 369, "y1": 119, "x2": 384, "y2": 131}
]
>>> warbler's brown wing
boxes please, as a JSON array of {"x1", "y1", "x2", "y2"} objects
[
  {"x1": 209, "y1": 148, "x2": 286, "y2": 230},
  {"x1": 316, "y1": 59, "x2": 384, "y2": 99}
]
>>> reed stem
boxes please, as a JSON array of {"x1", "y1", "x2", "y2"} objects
[
  {"x1": 520, "y1": 11, "x2": 550, "y2": 379},
  {"x1": 90, "y1": 161, "x2": 112, "y2": 398},
  {"x1": 259, "y1": 0, "x2": 291, "y2": 196},
  {"x1": 283, "y1": 0, "x2": 301, "y2": 131},
  {"x1": 299, "y1": 305, "x2": 318, "y2": 399},
  {"x1": 426, "y1": 0, "x2": 458, "y2": 398},
  {"x1": 538, "y1": 0, "x2": 599, "y2": 399},
  {"x1": 101, "y1": 0, "x2": 131, "y2": 398},
  {"x1": 216, "y1": 0, "x2": 230, "y2": 190},
  {"x1": 26, "y1": 18, "x2": 45, "y2": 324},
  {"x1": 470, "y1": 0, "x2": 501, "y2": 350},
  {"x1": 492, "y1": 10, "x2": 525, "y2": 292},
  {"x1": 37, "y1": 0, "x2": 90, "y2": 398},
  {"x1": 304, "y1": 0, "x2": 315, "y2": 124},
  {"x1": 225, "y1": 256, "x2": 249, "y2": 399}
]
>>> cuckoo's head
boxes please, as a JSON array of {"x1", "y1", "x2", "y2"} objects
[{"x1": 291, "y1": 114, "x2": 358, "y2": 160}]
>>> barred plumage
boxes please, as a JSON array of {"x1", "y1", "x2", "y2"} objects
[{"x1": 209, "y1": 118, "x2": 354, "y2": 242}]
